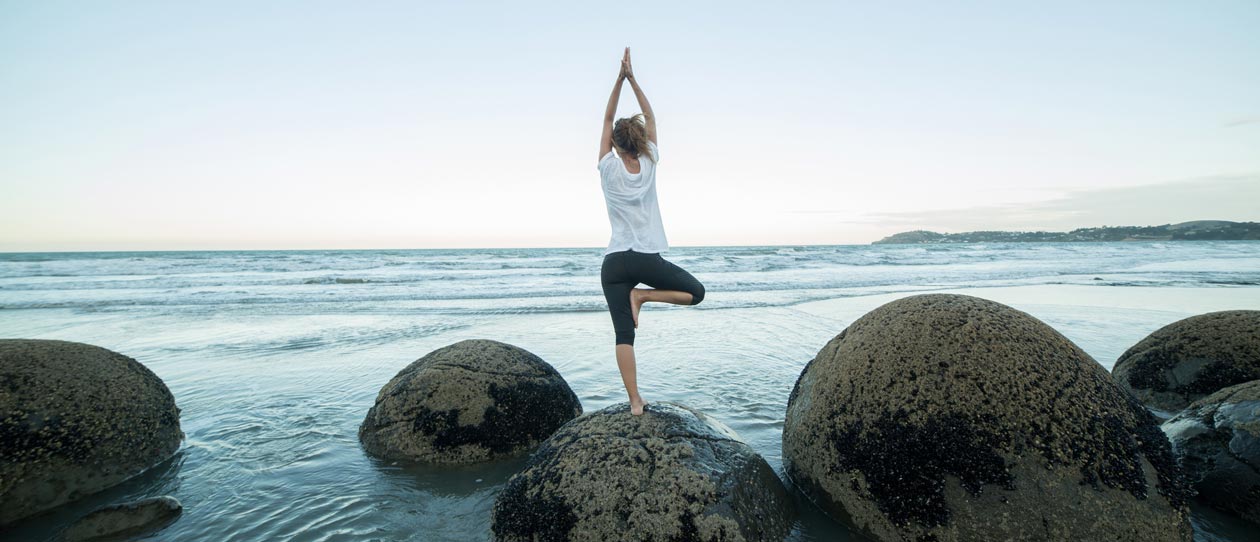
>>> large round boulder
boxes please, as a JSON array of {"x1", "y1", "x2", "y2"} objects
[
  {"x1": 359, "y1": 339, "x2": 582, "y2": 464},
  {"x1": 782, "y1": 294, "x2": 1193, "y2": 542},
  {"x1": 492, "y1": 402, "x2": 795, "y2": 542},
  {"x1": 1162, "y1": 379, "x2": 1260, "y2": 525},
  {"x1": 1112, "y1": 310, "x2": 1260, "y2": 413},
  {"x1": 0, "y1": 340, "x2": 184, "y2": 526}
]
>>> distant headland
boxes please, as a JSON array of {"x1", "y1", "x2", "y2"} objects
[{"x1": 873, "y1": 220, "x2": 1260, "y2": 244}]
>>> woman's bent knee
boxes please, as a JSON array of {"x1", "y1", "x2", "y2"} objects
[{"x1": 689, "y1": 283, "x2": 705, "y2": 305}]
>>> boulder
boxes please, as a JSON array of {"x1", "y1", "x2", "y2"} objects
[
  {"x1": 1162, "y1": 379, "x2": 1260, "y2": 525},
  {"x1": 63, "y1": 495, "x2": 182, "y2": 541},
  {"x1": 359, "y1": 339, "x2": 582, "y2": 464},
  {"x1": 782, "y1": 294, "x2": 1193, "y2": 542},
  {"x1": 1112, "y1": 310, "x2": 1260, "y2": 413},
  {"x1": 492, "y1": 402, "x2": 794, "y2": 542},
  {"x1": 0, "y1": 340, "x2": 183, "y2": 526}
]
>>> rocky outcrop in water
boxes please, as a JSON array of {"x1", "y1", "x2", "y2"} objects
[
  {"x1": 782, "y1": 294, "x2": 1193, "y2": 542},
  {"x1": 492, "y1": 402, "x2": 794, "y2": 542},
  {"x1": 63, "y1": 495, "x2": 183, "y2": 541},
  {"x1": 1162, "y1": 379, "x2": 1260, "y2": 525},
  {"x1": 1113, "y1": 310, "x2": 1260, "y2": 414},
  {"x1": 0, "y1": 340, "x2": 184, "y2": 526},
  {"x1": 359, "y1": 339, "x2": 582, "y2": 464}
]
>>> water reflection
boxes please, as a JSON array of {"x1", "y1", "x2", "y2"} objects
[{"x1": 364, "y1": 454, "x2": 530, "y2": 500}]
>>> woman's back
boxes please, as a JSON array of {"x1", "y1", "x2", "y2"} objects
[{"x1": 598, "y1": 141, "x2": 667, "y2": 256}]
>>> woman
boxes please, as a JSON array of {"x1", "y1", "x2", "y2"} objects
[{"x1": 598, "y1": 47, "x2": 706, "y2": 416}]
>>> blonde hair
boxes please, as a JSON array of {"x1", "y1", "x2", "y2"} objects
[{"x1": 612, "y1": 114, "x2": 654, "y2": 164}]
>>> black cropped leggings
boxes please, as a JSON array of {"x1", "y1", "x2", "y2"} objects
[{"x1": 601, "y1": 249, "x2": 705, "y2": 346}]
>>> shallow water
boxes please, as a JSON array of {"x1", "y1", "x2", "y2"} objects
[{"x1": 2, "y1": 243, "x2": 1259, "y2": 541}]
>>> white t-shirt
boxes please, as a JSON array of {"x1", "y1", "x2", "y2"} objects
[{"x1": 598, "y1": 141, "x2": 668, "y2": 256}]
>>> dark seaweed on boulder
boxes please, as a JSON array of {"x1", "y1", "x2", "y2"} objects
[
  {"x1": 1079, "y1": 410, "x2": 1149, "y2": 497},
  {"x1": 1124, "y1": 350, "x2": 1212, "y2": 394},
  {"x1": 492, "y1": 486, "x2": 578, "y2": 541},
  {"x1": 1052, "y1": 375, "x2": 1192, "y2": 508},
  {"x1": 827, "y1": 409, "x2": 1014, "y2": 528},
  {"x1": 492, "y1": 425, "x2": 604, "y2": 541},
  {"x1": 1077, "y1": 384, "x2": 1194, "y2": 508},
  {"x1": 411, "y1": 379, "x2": 578, "y2": 454},
  {"x1": 1123, "y1": 351, "x2": 1172, "y2": 391},
  {"x1": 1182, "y1": 361, "x2": 1253, "y2": 396},
  {"x1": 1120, "y1": 311, "x2": 1260, "y2": 402}
]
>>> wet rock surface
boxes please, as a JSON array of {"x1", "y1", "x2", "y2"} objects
[
  {"x1": 1113, "y1": 310, "x2": 1260, "y2": 413},
  {"x1": 492, "y1": 401, "x2": 795, "y2": 542},
  {"x1": 63, "y1": 495, "x2": 182, "y2": 541},
  {"x1": 359, "y1": 339, "x2": 582, "y2": 464},
  {"x1": 1162, "y1": 379, "x2": 1260, "y2": 525},
  {"x1": 0, "y1": 340, "x2": 183, "y2": 526},
  {"x1": 782, "y1": 294, "x2": 1193, "y2": 542}
]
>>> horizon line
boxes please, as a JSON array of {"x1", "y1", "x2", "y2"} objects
[{"x1": 0, "y1": 242, "x2": 878, "y2": 255}]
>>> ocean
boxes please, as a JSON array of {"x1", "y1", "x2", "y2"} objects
[{"x1": 2, "y1": 242, "x2": 1259, "y2": 541}]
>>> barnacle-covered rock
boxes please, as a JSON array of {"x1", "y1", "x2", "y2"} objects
[
  {"x1": 492, "y1": 402, "x2": 794, "y2": 542},
  {"x1": 783, "y1": 294, "x2": 1192, "y2": 541},
  {"x1": 0, "y1": 340, "x2": 183, "y2": 526},
  {"x1": 359, "y1": 339, "x2": 582, "y2": 464},
  {"x1": 1113, "y1": 310, "x2": 1260, "y2": 413}
]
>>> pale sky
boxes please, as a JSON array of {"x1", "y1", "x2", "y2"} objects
[{"x1": 2, "y1": 1, "x2": 1258, "y2": 251}]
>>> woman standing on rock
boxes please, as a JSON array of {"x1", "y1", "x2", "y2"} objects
[{"x1": 598, "y1": 47, "x2": 706, "y2": 416}]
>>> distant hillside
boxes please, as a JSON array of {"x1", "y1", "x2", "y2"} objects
[{"x1": 873, "y1": 221, "x2": 1260, "y2": 244}]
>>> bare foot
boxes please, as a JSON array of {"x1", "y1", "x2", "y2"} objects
[
  {"x1": 629, "y1": 396, "x2": 647, "y2": 416},
  {"x1": 630, "y1": 288, "x2": 648, "y2": 329}
]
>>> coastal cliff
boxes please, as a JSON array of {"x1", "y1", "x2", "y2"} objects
[{"x1": 873, "y1": 220, "x2": 1260, "y2": 244}]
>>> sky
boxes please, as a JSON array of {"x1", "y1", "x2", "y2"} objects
[{"x1": 1, "y1": 1, "x2": 1258, "y2": 251}]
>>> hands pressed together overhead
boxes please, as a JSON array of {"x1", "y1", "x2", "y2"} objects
[
  {"x1": 601, "y1": 45, "x2": 655, "y2": 157},
  {"x1": 619, "y1": 47, "x2": 635, "y2": 81}
]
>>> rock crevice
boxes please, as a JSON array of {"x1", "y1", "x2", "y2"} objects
[{"x1": 1163, "y1": 380, "x2": 1260, "y2": 525}]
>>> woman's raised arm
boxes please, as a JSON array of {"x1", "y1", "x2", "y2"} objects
[
  {"x1": 623, "y1": 49, "x2": 656, "y2": 145},
  {"x1": 599, "y1": 77, "x2": 623, "y2": 161},
  {"x1": 599, "y1": 48, "x2": 630, "y2": 161}
]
